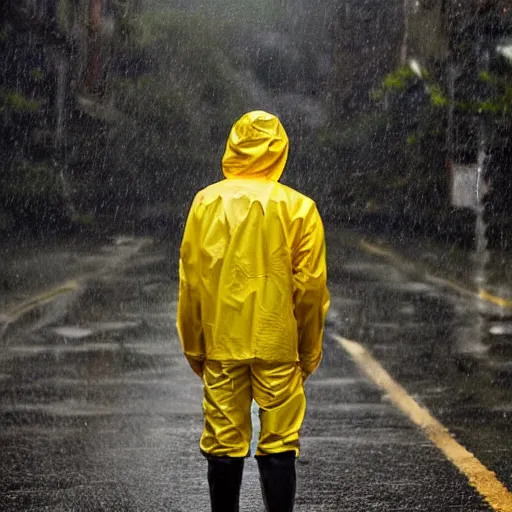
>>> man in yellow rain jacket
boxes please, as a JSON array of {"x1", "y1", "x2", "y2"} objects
[{"x1": 177, "y1": 111, "x2": 330, "y2": 512}]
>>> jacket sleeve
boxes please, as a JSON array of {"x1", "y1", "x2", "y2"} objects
[
  {"x1": 176, "y1": 199, "x2": 204, "y2": 377},
  {"x1": 292, "y1": 203, "x2": 330, "y2": 377}
]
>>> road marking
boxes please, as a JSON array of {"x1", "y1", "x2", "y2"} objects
[
  {"x1": 0, "y1": 280, "x2": 80, "y2": 340},
  {"x1": 334, "y1": 334, "x2": 512, "y2": 512},
  {"x1": 360, "y1": 240, "x2": 512, "y2": 310},
  {"x1": 0, "y1": 237, "x2": 154, "y2": 341},
  {"x1": 6, "y1": 280, "x2": 79, "y2": 319},
  {"x1": 479, "y1": 290, "x2": 512, "y2": 309}
]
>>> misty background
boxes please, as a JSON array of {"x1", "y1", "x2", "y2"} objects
[{"x1": 1, "y1": 0, "x2": 512, "y2": 248}]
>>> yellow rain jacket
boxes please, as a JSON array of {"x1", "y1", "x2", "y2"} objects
[{"x1": 177, "y1": 111, "x2": 330, "y2": 379}]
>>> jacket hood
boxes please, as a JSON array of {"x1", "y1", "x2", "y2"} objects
[{"x1": 222, "y1": 111, "x2": 289, "y2": 181}]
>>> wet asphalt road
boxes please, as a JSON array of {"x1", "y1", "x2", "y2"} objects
[{"x1": 0, "y1": 231, "x2": 511, "y2": 511}]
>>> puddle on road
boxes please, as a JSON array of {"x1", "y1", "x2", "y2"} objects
[
  {"x1": 85, "y1": 321, "x2": 142, "y2": 332},
  {"x1": 113, "y1": 236, "x2": 138, "y2": 246},
  {"x1": 51, "y1": 326, "x2": 94, "y2": 339},
  {"x1": 399, "y1": 303, "x2": 415, "y2": 315},
  {"x1": 486, "y1": 360, "x2": 512, "y2": 370},
  {"x1": 452, "y1": 330, "x2": 490, "y2": 356},
  {"x1": 489, "y1": 323, "x2": 512, "y2": 335},
  {"x1": 50, "y1": 322, "x2": 143, "y2": 340}
]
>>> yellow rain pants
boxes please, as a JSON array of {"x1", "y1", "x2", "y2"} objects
[{"x1": 200, "y1": 361, "x2": 306, "y2": 457}]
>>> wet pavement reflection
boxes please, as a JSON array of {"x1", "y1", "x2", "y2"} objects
[
  {"x1": 326, "y1": 231, "x2": 512, "y2": 495},
  {"x1": 0, "y1": 231, "x2": 511, "y2": 510}
]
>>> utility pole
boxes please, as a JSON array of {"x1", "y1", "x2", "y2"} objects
[{"x1": 474, "y1": 33, "x2": 491, "y2": 283}]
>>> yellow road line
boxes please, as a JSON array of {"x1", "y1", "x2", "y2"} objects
[
  {"x1": 334, "y1": 334, "x2": 512, "y2": 512},
  {"x1": 479, "y1": 290, "x2": 512, "y2": 309},
  {"x1": 0, "y1": 280, "x2": 80, "y2": 340},
  {"x1": 360, "y1": 240, "x2": 398, "y2": 260},
  {"x1": 360, "y1": 240, "x2": 512, "y2": 310},
  {"x1": 0, "y1": 237, "x2": 154, "y2": 341},
  {"x1": 6, "y1": 280, "x2": 79, "y2": 319}
]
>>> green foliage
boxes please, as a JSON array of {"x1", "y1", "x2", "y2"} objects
[
  {"x1": 473, "y1": 72, "x2": 512, "y2": 115},
  {"x1": 72, "y1": 213, "x2": 95, "y2": 226},
  {"x1": 375, "y1": 64, "x2": 449, "y2": 108},
  {"x1": 0, "y1": 23, "x2": 13, "y2": 42},
  {"x1": 478, "y1": 70, "x2": 496, "y2": 83},
  {"x1": 371, "y1": 66, "x2": 419, "y2": 101},
  {"x1": 108, "y1": 7, "x2": 249, "y2": 203},
  {"x1": 383, "y1": 66, "x2": 416, "y2": 91},
  {"x1": 115, "y1": 75, "x2": 191, "y2": 126},
  {"x1": 30, "y1": 68, "x2": 45, "y2": 82},
  {"x1": 406, "y1": 134, "x2": 418, "y2": 145},
  {"x1": 0, "y1": 88, "x2": 40, "y2": 115},
  {"x1": 428, "y1": 84, "x2": 448, "y2": 107},
  {"x1": 0, "y1": 160, "x2": 72, "y2": 226},
  {"x1": 454, "y1": 87, "x2": 512, "y2": 115},
  {"x1": 378, "y1": 64, "x2": 512, "y2": 117},
  {"x1": 122, "y1": 9, "x2": 247, "y2": 118}
]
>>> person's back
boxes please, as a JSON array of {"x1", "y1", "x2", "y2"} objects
[{"x1": 177, "y1": 111, "x2": 330, "y2": 512}]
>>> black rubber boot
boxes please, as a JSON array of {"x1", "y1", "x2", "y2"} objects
[
  {"x1": 207, "y1": 455, "x2": 245, "y2": 512},
  {"x1": 256, "y1": 451, "x2": 296, "y2": 512}
]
